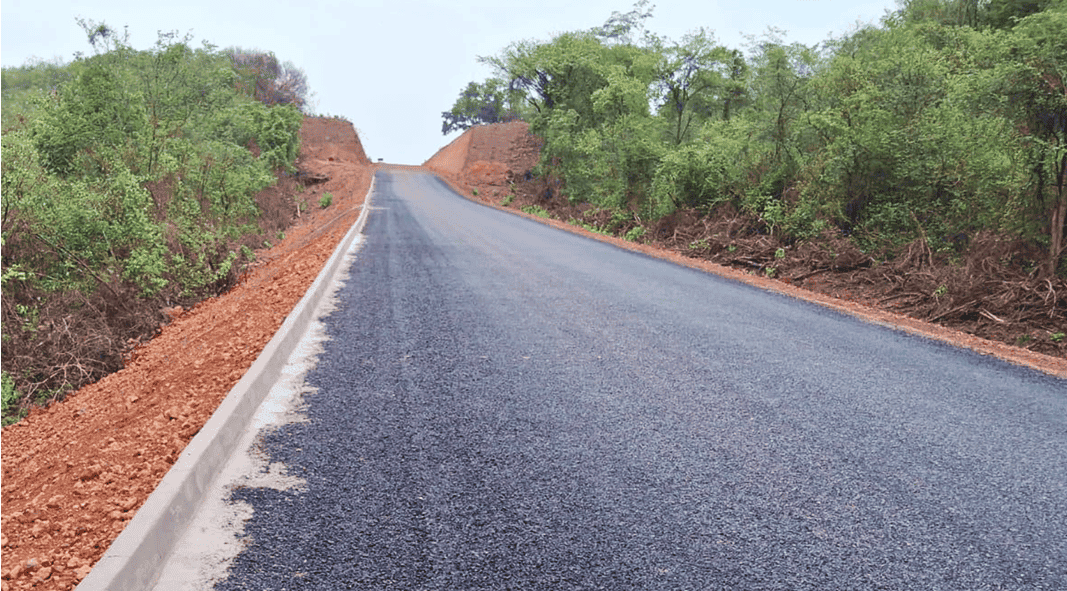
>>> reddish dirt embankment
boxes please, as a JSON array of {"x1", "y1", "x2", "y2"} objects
[
  {"x1": 425, "y1": 120, "x2": 542, "y2": 199},
  {"x1": 1, "y1": 117, "x2": 373, "y2": 591}
]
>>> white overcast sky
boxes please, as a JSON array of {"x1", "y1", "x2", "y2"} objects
[{"x1": 2, "y1": 0, "x2": 895, "y2": 165}]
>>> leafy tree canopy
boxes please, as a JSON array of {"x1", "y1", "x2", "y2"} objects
[
  {"x1": 441, "y1": 79, "x2": 523, "y2": 134},
  {"x1": 2, "y1": 19, "x2": 311, "y2": 420},
  {"x1": 452, "y1": 0, "x2": 1067, "y2": 276}
]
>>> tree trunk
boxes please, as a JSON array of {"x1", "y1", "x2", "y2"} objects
[{"x1": 1048, "y1": 152, "x2": 1067, "y2": 277}]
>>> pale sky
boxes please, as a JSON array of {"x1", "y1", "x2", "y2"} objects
[{"x1": 2, "y1": 0, "x2": 895, "y2": 165}]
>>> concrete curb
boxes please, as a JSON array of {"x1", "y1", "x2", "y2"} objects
[{"x1": 76, "y1": 174, "x2": 377, "y2": 591}]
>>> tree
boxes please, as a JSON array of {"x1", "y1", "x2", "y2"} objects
[
  {"x1": 1004, "y1": 5, "x2": 1067, "y2": 275},
  {"x1": 228, "y1": 48, "x2": 310, "y2": 111},
  {"x1": 720, "y1": 51, "x2": 749, "y2": 121},
  {"x1": 743, "y1": 28, "x2": 822, "y2": 194},
  {"x1": 592, "y1": 0, "x2": 655, "y2": 45},
  {"x1": 480, "y1": 31, "x2": 607, "y2": 122},
  {"x1": 441, "y1": 79, "x2": 521, "y2": 134},
  {"x1": 30, "y1": 59, "x2": 145, "y2": 176},
  {"x1": 984, "y1": 0, "x2": 1056, "y2": 28},
  {"x1": 649, "y1": 28, "x2": 741, "y2": 144},
  {"x1": 138, "y1": 32, "x2": 233, "y2": 174},
  {"x1": 74, "y1": 16, "x2": 130, "y2": 56}
]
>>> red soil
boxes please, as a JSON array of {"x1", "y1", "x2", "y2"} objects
[{"x1": 425, "y1": 120, "x2": 542, "y2": 196}]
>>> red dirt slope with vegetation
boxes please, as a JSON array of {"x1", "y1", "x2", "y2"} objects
[{"x1": 1, "y1": 117, "x2": 373, "y2": 591}]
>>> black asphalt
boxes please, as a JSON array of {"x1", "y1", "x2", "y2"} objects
[{"x1": 216, "y1": 169, "x2": 1067, "y2": 590}]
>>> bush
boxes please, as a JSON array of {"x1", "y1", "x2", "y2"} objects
[
  {"x1": 1, "y1": 371, "x2": 19, "y2": 426},
  {"x1": 521, "y1": 205, "x2": 551, "y2": 218},
  {"x1": 650, "y1": 120, "x2": 747, "y2": 217},
  {"x1": 625, "y1": 226, "x2": 646, "y2": 241},
  {"x1": 1, "y1": 27, "x2": 310, "y2": 423}
]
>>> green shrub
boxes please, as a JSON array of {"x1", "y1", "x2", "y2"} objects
[
  {"x1": 1, "y1": 371, "x2": 19, "y2": 425},
  {"x1": 521, "y1": 205, "x2": 551, "y2": 218},
  {"x1": 1, "y1": 26, "x2": 312, "y2": 423},
  {"x1": 320, "y1": 192, "x2": 333, "y2": 208},
  {"x1": 625, "y1": 226, "x2": 646, "y2": 241},
  {"x1": 570, "y1": 219, "x2": 611, "y2": 235},
  {"x1": 649, "y1": 120, "x2": 748, "y2": 217}
]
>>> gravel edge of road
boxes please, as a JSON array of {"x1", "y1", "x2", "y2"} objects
[{"x1": 74, "y1": 175, "x2": 377, "y2": 591}]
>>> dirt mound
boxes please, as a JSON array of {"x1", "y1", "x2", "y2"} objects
[
  {"x1": 1, "y1": 117, "x2": 375, "y2": 591},
  {"x1": 423, "y1": 127, "x2": 472, "y2": 176},
  {"x1": 298, "y1": 117, "x2": 371, "y2": 166},
  {"x1": 424, "y1": 121, "x2": 542, "y2": 197}
]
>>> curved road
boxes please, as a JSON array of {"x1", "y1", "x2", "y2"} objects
[{"x1": 216, "y1": 169, "x2": 1066, "y2": 590}]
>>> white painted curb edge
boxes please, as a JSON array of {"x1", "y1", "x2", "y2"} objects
[{"x1": 76, "y1": 173, "x2": 378, "y2": 591}]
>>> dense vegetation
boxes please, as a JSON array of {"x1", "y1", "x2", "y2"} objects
[
  {"x1": 1, "y1": 20, "x2": 309, "y2": 424},
  {"x1": 444, "y1": 0, "x2": 1066, "y2": 353}
]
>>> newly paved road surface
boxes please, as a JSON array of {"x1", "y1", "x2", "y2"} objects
[{"x1": 216, "y1": 169, "x2": 1067, "y2": 590}]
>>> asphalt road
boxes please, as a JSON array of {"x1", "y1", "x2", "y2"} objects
[{"x1": 215, "y1": 169, "x2": 1067, "y2": 590}]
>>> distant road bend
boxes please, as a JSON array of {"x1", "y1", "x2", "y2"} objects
[{"x1": 217, "y1": 169, "x2": 1067, "y2": 590}]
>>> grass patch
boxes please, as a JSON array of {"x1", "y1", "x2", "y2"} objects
[
  {"x1": 569, "y1": 219, "x2": 611, "y2": 235},
  {"x1": 521, "y1": 205, "x2": 551, "y2": 218}
]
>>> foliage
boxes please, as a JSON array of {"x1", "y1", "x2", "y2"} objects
[
  {"x1": 649, "y1": 28, "x2": 747, "y2": 144},
  {"x1": 521, "y1": 205, "x2": 552, "y2": 218},
  {"x1": 1001, "y1": 3, "x2": 1067, "y2": 275},
  {"x1": 441, "y1": 79, "x2": 524, "y2": 134},
  {"x1": 480, "y1": 30, "x2": 609, "y2": 121},
  {"x1": 1, "y1": 371, "x2": 18, "y2": 426},
  {"x1": 650, "y1": 119, "x2": 748, "y2": 215},
  {"x1": 624, "y1": 226, "x2": 646, "y2": 241},
  {"x1": 1, "y1": 21, "x2": 309, "y2": 422},
  {"x1": 591, "y1": 0, "x2": 655, "y2": 45},
  {"x1": 462, "y1": 1, "x2": 1066, "y2": 276},
  {"x1": 1, "y1": 58, "x2": 73, "y2": 132},
  {"x1": 228, "y1": 47, "x2": 311, "y2": 111}
]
